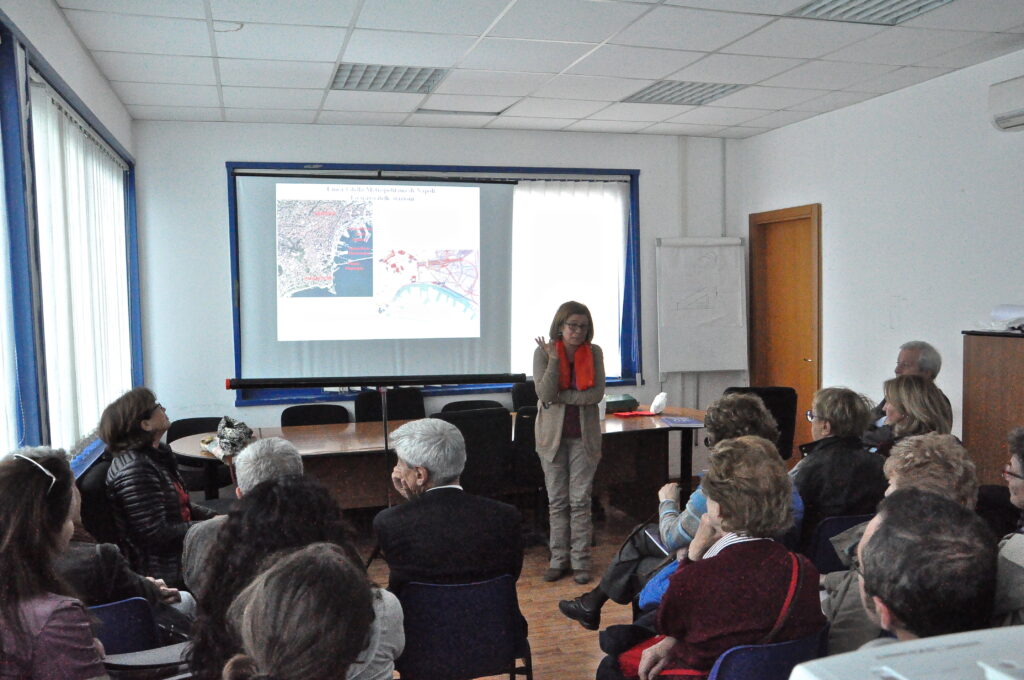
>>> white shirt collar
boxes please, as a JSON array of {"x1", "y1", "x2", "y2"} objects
[{"x1": 702, "y1": 531, "x2": 767, "y2": 559}]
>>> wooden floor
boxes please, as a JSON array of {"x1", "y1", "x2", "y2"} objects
[{"x1": 363, "y1": 506, "x2": 639, "y2": 680}]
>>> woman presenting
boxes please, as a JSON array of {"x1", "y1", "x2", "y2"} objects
[{"x1": 534, "y1": 300, "x2": 605, "y2": 584}]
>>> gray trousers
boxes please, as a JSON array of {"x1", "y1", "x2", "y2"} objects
[{"x1": 540, "y1": 437, "x2": 599, "y2": 570}]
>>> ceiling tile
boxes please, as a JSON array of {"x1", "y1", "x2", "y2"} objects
[
  {"x1": 532, "y1": 75, "x2": 653, "y2": 101},
  {"x1": 433, "y1": 70, "x2": 552, "y2": 96},
  {"x1": 917, "y1": 33, "x2": 1024, "y2": 69},
  {"x1": 404, "y1": 113, "x2": 496, "y2": 128},
  {"x1": 57, "y1": 0, "x2": 205, "y2": 18},
  {"x1": 902, "y1": 0, "x2": 1024, "y2": 32},
  {"x1": 668, "y1": 106, "x2": 772, "y2": 125},
  {"x1": 218, "y1": 59, "x2": 335, "y2": 88},
  {"x1": 460, "y1": 39, "x2": 595, "y2": 73},
  {"x1": 222, "y1": 86, "x2": 324, "y2": 109},
  {"x1": 111, "y1": 81, "x2": 220, "y2": 106},
  {"x1": 210, "y1": 0, "x2": 356, "y2": 26},
  {"x1": 589, "y1": 101, "x2": 695, "y2": 121},
  {"x1": 713, "y1": 125, "x2": 768, "y2": 138},
  {"x1": 487, "y1": 116, "x2": 576, "y2": 130},
  {"x1": 723, "y1": 18, "x2": 884, "y2": 59},
  {"x1": 568, "y1": 45, "x2": 705, "y2": 79},
  {"x1": 343, "y1": 30, "x2": 478, "y2": 67},
  {"x1": 422, "y1": 93, "x2": 521, "y2": 113},
  {"x1": 611, "y1": 6, "x2": 774, "y2": 51},
  {"x1": 502, "y1": 97, "x2": 609, "y2": 118},
  {"x1": 356, "y1": 0, "x2": 507, "y2": 34},
  {"x1": 322, "y1": 90, "x2": 425, "y2": 112},
  {"x1": 215, "y1": 23, "x2": 346, "y2": 61},
  {"x1": 667, "y1": 53, "x2": 805, "y2": 84},
  {"x1": 564, "y1": 119, "x2": 652, "y2": 132},
  {"x1": 126, "y1": 105, "x2": 222, "y2": 121},
  {"x1": 640, "y1": 122, "x2": 725, "y2": 135},
  {"x1": 317, "y1": 111, "x2": 408, "y2": 125},
  {"x1": 823, "y1": 27, "x2": 981, "y2": 65},
  {"x1": 787, "y1": 90, "x2": 876, "y2": 112},
  {"x1": 760, "y1": 60, "x2": 896, "y2": 89},
  {"x1": 490, "y1": 0, "x2": 648, "y2": 43},
  {"x1": 62, "y1": 10, "x2": 211, "y2": 55},
  {"x1": 710, "y1": 85, "x2": 829, "y2": 108},
  {"x1": 224, "y1": 108, "x2": 318, "y2": 123},
  {"x1": 744, "y1": 109, "x2": 817, "y2": 126},
  {"x1": 665, "y1": 0, "x2": 808, "y2": 13},
  {"x1": 849, "y1": 66, "x2": 952, "y2": 93},
  {"x1": 92, "y1": 52, "x2": 216, "y2": 85}
]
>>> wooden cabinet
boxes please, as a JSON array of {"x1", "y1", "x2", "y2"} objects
[{"x1": 962, "y1": 331, "x2": 1024, "y2": 485}]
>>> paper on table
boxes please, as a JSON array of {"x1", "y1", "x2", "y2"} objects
[{"x1": 659, "y1": 416, "x2": 703, "y2": 427}]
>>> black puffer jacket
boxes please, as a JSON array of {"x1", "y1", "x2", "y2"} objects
[{"x1": 106, "y1": 443, "x2": 212, "y2": 586}]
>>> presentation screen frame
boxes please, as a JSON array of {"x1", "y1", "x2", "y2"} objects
[{"x1": 226, "y1": 161, "x2": 642, "y2": 407}]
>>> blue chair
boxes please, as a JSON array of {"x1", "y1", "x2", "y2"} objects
[
  {"x1": 397, "y1": 574, "x2": 532, "y2": 680},
  {"x1": 89, "y1": 597, "x2": 161, "y2": 654},
  {"x1": 707, "y1": 626, "x2": 828, "y2": 680},
  {"x1": 806, "y1": 514, "x2": 874, "y2": 575}
]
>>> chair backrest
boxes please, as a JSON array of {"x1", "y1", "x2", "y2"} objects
[
  {"x1": 281, "y1": 403, "x2": 350, "y2": 427},
  {"x1": 355, "y1": 388, "x2": 426, "y2": 422},
  {"x1": 76, "y1": 451, "x2": 119, "y2": 545},
  {"x1": 723, "y1": 386, "x2": 798, "y2": 460},
  {"x1": 397, "y1": 574, "x2": 524, "y2": 680},
  {"x1": 511, "y1": 407, "x2": 543, "y2": 487},
  {"x1": 434, "y1": 407, "x2": 513, "y2": 497},
  {"x1": 511, "y1": 381, "x2": 538, "y2": 412},
  {"x1": 806, "y1": 514, "x2": 874, "y2": 575},
  {"x1": 89, "y1": 597, "x2": 162, "y2": 655},
  {"x1": 707, "y1": 625, "x2": 828, "y2": 680},
  {"x1": 441, "y1": 399, "x2": 503, "y2": 413},
  {"x1": 166, "y1": 416, "x2": 222, "y2": 444}
]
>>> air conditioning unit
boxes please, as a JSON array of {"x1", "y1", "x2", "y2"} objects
[{"x1": 989, "y1": 75, "x2": 1024, "y2": 131}]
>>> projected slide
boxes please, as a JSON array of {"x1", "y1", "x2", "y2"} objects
[{"x1": 275, "y1": 183, "x2": 480, "y2": 341}]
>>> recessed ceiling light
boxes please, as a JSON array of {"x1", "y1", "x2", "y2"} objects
[
  {"x1": 623, "y1": 81, "x2": 746, "y2": 106},
  {"x1": 331, "y1": 63, "x2": 448, "y2": 94},
  {"x1": 789, "y1": 0, "x2": 955, "y2": 25}
]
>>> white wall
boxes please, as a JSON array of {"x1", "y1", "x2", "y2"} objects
[
  {"x1": 728, "y1": 49, "x2": 1024, "y2": 436},
  {"x1": 0, "y1": 0, "x2": 132, "y2": 153},
  {"x1": 133, "y1": 121, "x2": 721, "y2": 427}
]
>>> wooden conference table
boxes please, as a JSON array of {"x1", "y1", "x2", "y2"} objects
[{"x1": 174, "y1": 407, "x2": 704, "y2": 520}]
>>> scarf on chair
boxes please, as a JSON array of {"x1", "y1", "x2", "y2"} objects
[{"x1": 557, "y1": 340, "x2": 594, "y2": 391}]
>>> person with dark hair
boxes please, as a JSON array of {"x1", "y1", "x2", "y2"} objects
[
  {"x1": 0, "y1": 448, "x2": 106, "y2": 678},
  {"x1": 187, "y1": 475, "x2": 366, "y2": 679},
  {"x1": 559, "y1": 393, "x2": 802, "y2": 631},
  {"x1": 102, "y1": 387, "x2": 214, "y2": 587},
  {"x1": 220, "y1": 543, "x2": 376, "y2": 680},
  {"x1": 858, "y1": 488, "x2": 997, "y2": 642},
  {"x1": 534, "y1": 300, "x2": 606, "y2": 584},
  {"x1": 597, "y1": 437, "x2": 825, "y2": 679}
]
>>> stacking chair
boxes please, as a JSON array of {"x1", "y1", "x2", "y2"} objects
[
  {"x1": 434, "y1": 407, "x2": 513, "y2": 499},
  {"x1": 281, "y1": 403, "x2": 350, "y2": 427},
  {"x1": 511, "y1": 407, "x2": 546, "y2": 538},
  {"x1": 805, "y1": 514, "x2": 874, "y2": 575},
  {"x1": 89, "y1": 597, "x2": 161, "y2": 654},
  {"x1": 397, "y1": 574, "x2": 532, "y2": 680},
  {"x1": 76, "y1": 447, "x2": 119, "y2": 545},
  {"x1": 166, "y1": 416, "x2": 231, "y2": 499},
  {"x1": 706, "y1": 625, "x2": 828, "y2": 680},
  {"x1": 355, "y1": 387, "x2": 426, "y2": 422},
  {"x1": 723, "y1": 386, "x2": 798, "y2": 459},
  {"x1": 441, "y1": 399, "x2": 503, "y2": 413},
  {"x1": 511, "y1": 381, "x2": 537, "y2": 411}
]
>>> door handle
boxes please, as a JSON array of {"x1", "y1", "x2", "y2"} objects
[{"x1": 803, "y1": 358, "x2": 814, "y2": 362}]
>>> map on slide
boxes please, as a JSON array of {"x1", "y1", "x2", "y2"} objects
[
  {"x1": 379, "y1": 248, "x2": 479, "y2": 320},
  {"x1": 277, "y1": 199, "x2": 373, "y2": 298}
]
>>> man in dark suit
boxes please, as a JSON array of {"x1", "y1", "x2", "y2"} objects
[{"x1": 373, "y1": 418, "x2": 523, "y2": 595}]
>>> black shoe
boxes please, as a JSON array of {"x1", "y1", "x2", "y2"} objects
[{"x1": 558, "y1": 597, "x2": 601, "y2": 630}]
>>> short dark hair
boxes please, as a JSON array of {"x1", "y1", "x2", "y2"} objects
[
  {"x1": 548, "y1": 300, "x2": 594, "y2": 344},
  {"x1": 703, "y1": 393, "x2": 779, "y2": 446},
  {"x1": 99, "y1": 386, "x2": 159, "y2": 453},
  {"x1": 812, "y1": 387, "x2": 873, "y2": 438},
  {"x1": 861, "y1": 488, "x2": 997, "y2": 638}
]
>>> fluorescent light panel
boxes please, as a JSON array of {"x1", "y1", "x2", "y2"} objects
[
  {"x1": 623, "y1": 81, "x2": 746, "y2": 106},
  {"x1": 331, "y1": 63, "x2": 448, "y2": 94},
  {"x1": 789, "y1": 0, "x2": 955, "y2": 25}
]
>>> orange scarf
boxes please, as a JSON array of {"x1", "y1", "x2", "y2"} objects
[{"x1": 557, "y1": 340, "x2": 594, "y2": 391}]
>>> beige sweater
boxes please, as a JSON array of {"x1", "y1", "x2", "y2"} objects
[{"x1": 532, "y1": 343, "x2": 605, "y2": 462}]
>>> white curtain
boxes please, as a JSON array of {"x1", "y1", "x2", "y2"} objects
[
  {"x1": 0, "y1": 129, "x2": 18, "y2": 451},
  {"x1": 30, "y1": 81, "x2": 132, "y2": 449},
  {"x1": 510, "y1": 180, "x2": 626, "y2": 378}
]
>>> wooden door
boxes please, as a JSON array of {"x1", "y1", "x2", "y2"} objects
[
  {"x1": 962, "y1": 332, "x2": 1024, "y2": 485},
  {"x1": 748, "y1": 205, "x2": 821, "y2": 460}
]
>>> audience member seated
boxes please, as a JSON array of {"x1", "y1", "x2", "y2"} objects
[
  {"x1": 187, "y1": 475, "x2": 363, "y2": 679},
  {"x1": 792, "y1": 387, "x2": 886, "y2": 549},
  {"x1": 595, "y1": 437, "x2": 825, "y2": 680},
  {"x1": 868, "y1": 374, "x2": 952, "y2": 456},
  {"x1": 822, "y1": 433, "x2": 977, "y2": 653},
  {"x1": 102, "y1": 387, "x2": 214, "y2": 587},
  {"x1": 994, "y1": 427, "x2": 1024, "y2": 626},
  {"x1": 858, "y1": 488, "x2": 997, "y2": 645},
  {"x1": 181, "y1": 436, "x2": 303, "y2": 592},
  {"x1": 221, "y1": 543, "x2": 376, "y2": 680},
  {"x1": 864, "y1": 340, "x2": 942, "y2": 447},
  {"x1": 373, "y1": 418, "x2": 524, "y2": 594},
  {"x1": 0, "y1": 448, "x2": 106, "y2": 678},
  {"x1": 559, "y1": 393, "x2": 802, "y2": 631}
]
